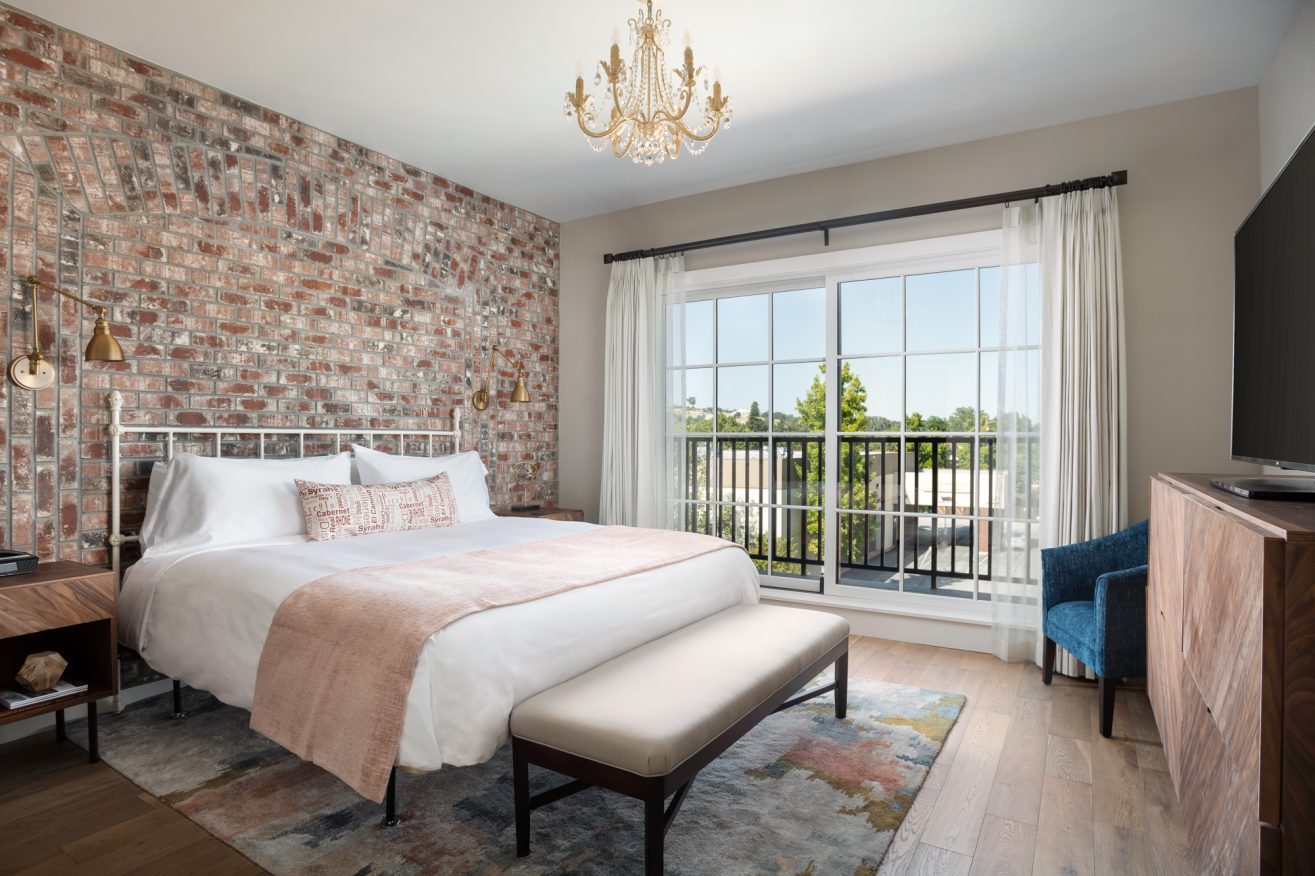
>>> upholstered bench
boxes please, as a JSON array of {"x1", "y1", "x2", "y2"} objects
[{"x1": 509, "y1": 603, "x2": 850, "y2": 875}]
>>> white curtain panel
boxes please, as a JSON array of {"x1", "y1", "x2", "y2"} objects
[
  {"x1": 991, "y1": 188, "x2": 1128, "y2": 675},
  {"x1": 1040, "y1": 187, "x2": 1129, "y2": 677},
  {"x1": 989, "y1": 203, "x2": 1044, "y2": 664},
  {"x1": 598, "y1": 255, "x2": 686, "y2": 528}
]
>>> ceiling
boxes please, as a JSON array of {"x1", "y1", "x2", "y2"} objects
[{"x1": 12, "y1": 1, "x2": 1302, "y2": 221}]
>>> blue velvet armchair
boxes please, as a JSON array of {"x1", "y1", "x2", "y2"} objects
[{"x1": 1040, "y1": 519, "x2": 1149, "y2": 738}]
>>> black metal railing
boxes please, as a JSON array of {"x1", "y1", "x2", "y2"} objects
[{"x1": 680, "y1": 433, "x2": 1039, "y2": 590}]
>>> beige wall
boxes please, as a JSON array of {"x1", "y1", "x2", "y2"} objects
[
  {"x1": 560, "y1": 89, "x2": 1261, "y2": 523},
  {"x1": 1260, "y1": 0, "x2": 1315, "y2": 187}
]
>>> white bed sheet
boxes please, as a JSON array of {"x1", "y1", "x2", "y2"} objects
[{"x1": 119, "y1": 518, "x2": 760, "y2": 770}]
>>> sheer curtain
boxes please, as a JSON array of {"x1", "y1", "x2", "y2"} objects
[
  {"x1": 990, "y1": 187, "x2": 1127, "y2": 674},
  {"x1": 989, "y1": 203, "x2": 1043, "y2": 663},
  {"x1": 1039, "y1": 187, "x2": 1128, "y2": 677},
  {"x1": 598, "y1": 255, "x2": 686, "y2": 528}
]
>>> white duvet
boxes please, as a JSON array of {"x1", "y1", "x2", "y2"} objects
[{"x1": 119, "y1": 517, "x2": 760, "y2": 771}]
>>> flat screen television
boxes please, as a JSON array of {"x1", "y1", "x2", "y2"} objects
[{"x1": 1217, "y1": 122, "x2": 1315, "y2": 500}]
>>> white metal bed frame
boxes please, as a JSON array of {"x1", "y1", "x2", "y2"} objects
[
  {"x1": 105, "y1": 389, "x2": 463, "y2": 822},
  {"x1": 105, "y1": 389, "x2": 463, "y2": 578}
]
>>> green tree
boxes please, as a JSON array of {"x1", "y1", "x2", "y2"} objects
[
  {"x1": 772, "y1": 363, "x2": 875, "y2": 575},
  {"x1": 746, "y1": 400, "x2": 767, "y2": 433},
  {"x1": 793, "y1": 362, "x2": 869, "y2": 433}
]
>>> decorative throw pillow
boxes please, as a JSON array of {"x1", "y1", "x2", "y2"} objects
[{"x1": 296, "y1": 473, "x2": 459, "y2": 542}]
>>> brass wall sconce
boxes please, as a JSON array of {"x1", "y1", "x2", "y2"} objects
[
  {"x1": 472, "y1": 344, "x2": 530, "y2": 411},
  {"x1": 9, "y1": 274, "x2": 124, "y2": 390}
]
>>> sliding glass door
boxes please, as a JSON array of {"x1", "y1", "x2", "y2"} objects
[{"x1": 674, "y1": 234, "x2": 1040, "y2": 612}]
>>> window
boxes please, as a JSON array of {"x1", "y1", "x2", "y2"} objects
[
  {"x1": 674, "y1": 232, "x2": 1040, "y2": 611},
  {"x1": 677, "y1": 286, "x2": 827, "y2": 590}
]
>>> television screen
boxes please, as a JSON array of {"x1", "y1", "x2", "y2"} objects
[{"x1": 1232, "y1": 124, "x2": 1315, "y2": 470}]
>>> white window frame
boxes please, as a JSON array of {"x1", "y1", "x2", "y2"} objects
[{"x1": 682, "y1": 230, "x2": 1014, "y2": 622}]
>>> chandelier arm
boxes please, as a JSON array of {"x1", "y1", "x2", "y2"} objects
[
  {"x1": 612, "y1": 125, "x2": 637, "y2": 159},
  {"x1": 650, "y1": 78, "x2": 694, "y2": 127},
  {"x1": 672, "y1": 116, "x2": 724, "y2": 143},
  {"x1": 574, "y1": 110, "x2": 628, "y2": 142}
]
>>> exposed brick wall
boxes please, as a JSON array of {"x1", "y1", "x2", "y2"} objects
[{"x1": 0, "y1": 5, "x2": 560, "y2": 564}]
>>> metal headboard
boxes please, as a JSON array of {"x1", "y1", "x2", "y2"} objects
[{"x1": 105, "y1": 390, "x2": 463, "y2": 578}]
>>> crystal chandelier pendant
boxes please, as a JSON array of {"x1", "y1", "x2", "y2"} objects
[{"x1": 564, "y1": 1, "x2": 732, "y2": 164}]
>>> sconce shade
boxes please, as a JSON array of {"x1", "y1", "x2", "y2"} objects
[
  {"x1": 86, "y1": 315, "x2": 124, "y2": 362},
  {"x1": 511, "y1": 371, "x2": 530, "y2": 403}
]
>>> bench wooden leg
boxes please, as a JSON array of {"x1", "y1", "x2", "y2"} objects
[
  {"x1": 513, "y1": 740, "x2": 531, "y2": 857},
  {"x1": 835, "y1": 652, "x2": 848, "y2": 720},
  {"x1": 644, "y1": 790, "x2": 665, "y2": 876}
]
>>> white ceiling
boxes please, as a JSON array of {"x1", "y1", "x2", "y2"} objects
[{"x1": 12, "y1": 1, "x2": 1302, "y2": 221}]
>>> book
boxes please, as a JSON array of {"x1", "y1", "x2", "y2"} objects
[{"x1": 0, "y1": 679, "x2": 88, "y2": 710}]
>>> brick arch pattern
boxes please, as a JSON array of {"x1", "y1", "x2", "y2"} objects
[{"x1": 0, "y1": 7, "x2": 559, "y2": 563}]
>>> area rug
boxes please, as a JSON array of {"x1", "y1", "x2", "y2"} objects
[{"x1": 70, "y1": 677, "x2": 965, "y2": 875}]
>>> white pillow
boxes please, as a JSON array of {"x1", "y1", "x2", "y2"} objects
[
  {"x1": 141, "y1": 452, "x2": 353, "y2": 556},
  {"x1": 351, "y1": 446, "x2": 494, "y2": 523},
  {"x1": 139, "y1": 461, "x2": 169, "y2": 551}
]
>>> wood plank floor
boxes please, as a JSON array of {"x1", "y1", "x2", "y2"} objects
[
  {"x1": 0, "y1": 733, "x2": 261, "y2": 875},
  {"x1": 857, "y1": 636, "x2": 1198, "y2": 875},
  {"x1": 0, "y1": 635, "x2": 1196, "y2": 875}
]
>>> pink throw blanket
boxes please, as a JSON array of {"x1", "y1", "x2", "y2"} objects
[{"x1": 249, "y1": 526, "x2": 739, "y2": 802}]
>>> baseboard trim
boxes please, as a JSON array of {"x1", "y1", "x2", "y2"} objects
[{"x1": 761, "y1": 592, "x2": 994, "y2": 653}]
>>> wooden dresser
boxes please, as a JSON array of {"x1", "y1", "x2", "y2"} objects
[{"x1": 1149, "y1": 474, "x2": 1314, "y2": 874}]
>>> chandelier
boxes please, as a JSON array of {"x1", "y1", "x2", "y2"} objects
[{"x1": 564, "y1": 1, "x2": 732, "y2": 165}]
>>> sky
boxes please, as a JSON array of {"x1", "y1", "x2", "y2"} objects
[{"x1": 681, "y1": 266, "x2": 1040, "y2": 429}]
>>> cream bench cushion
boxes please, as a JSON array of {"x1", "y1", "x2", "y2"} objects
[{"x1": 509, "y1": 603, "x2": 850, "y2": 777}]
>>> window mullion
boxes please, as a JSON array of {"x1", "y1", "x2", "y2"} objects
[{"x1": 823, "y1": 274, "x2": 839, "y2": 594}]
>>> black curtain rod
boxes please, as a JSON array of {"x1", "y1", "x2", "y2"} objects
[{"x1": 602, "y1": 169, "x2": 1128, "y2": 264}]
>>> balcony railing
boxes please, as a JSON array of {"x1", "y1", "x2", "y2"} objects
[{"x1": 680, "y1": 434, "x2": 1039, "y2": 590}]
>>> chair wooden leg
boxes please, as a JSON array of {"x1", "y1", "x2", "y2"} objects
[
  {"x1": 644, "y1": 791, "x2": 665, "y2": 875},
  {"x1": 835, "y1": 652, "x2": 848, "y2": 720},
  {"x1": 1099, "y1": 675, "x2": 1116, "y2": 738},
  {"x1": 1043, "y1": 638, "x2": 1056, "y2": 685},
  {"x1": 513, "y1": 741, "x2": 531, "y2": 857}
]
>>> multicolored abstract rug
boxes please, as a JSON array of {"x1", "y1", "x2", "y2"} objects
[{"x1": 71, "y1": 676, "x2": 965, "y2": 875}]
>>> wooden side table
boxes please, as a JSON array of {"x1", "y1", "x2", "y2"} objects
[
  {"x1": 495, "y1": 507, "x2": 586, "y2": 522},
  {"x1": 0, "y1": 561, "x2": 117, "y2": 762}
]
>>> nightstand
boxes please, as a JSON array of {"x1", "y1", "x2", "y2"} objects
[
  {"x1": 0, "y1": 562, "x2": 117, "y2": 763},
  {"x1": 495, "y1": 507, "x2": 586, "y2": 522}
]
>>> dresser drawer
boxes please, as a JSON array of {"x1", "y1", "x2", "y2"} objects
[
  {"x1": 0, "y1": 572, "x2": 115, "y2": 638},
  {"x1": 1180, "y1": 493, "x2": 1282, "y2": 824},
  {"x1": 1178, "y1": 664, "x2": 1261, "y2": 874}
]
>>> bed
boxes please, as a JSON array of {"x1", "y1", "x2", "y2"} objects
[{"x1": 106, "y1": 392, "x2": 760, "y2": 774}]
